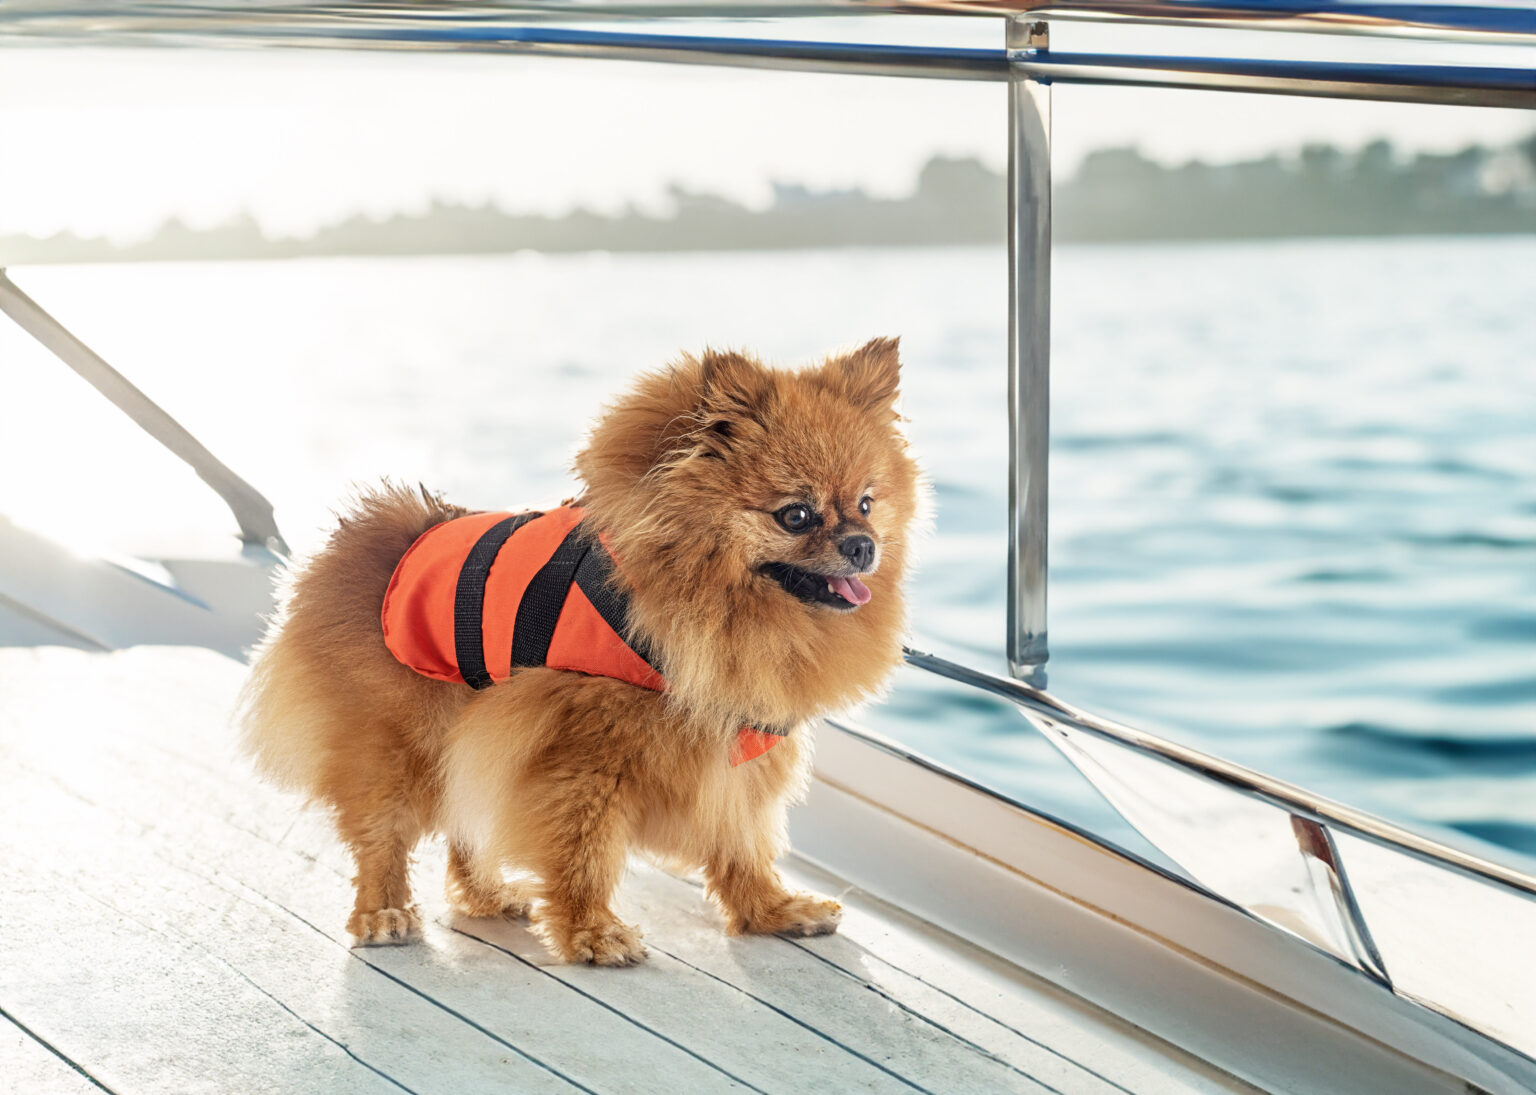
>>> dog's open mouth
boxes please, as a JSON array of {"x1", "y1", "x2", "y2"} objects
[{"x1": 760, "y1": 562, "x2": 872, "y2": 611}]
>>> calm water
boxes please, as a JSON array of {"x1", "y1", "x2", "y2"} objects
[{"x1": 3, "y1": 238, "x2": 1533, "y2": 866}]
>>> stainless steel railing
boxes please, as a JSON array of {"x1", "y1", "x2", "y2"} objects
[
  {"x1": 0, "y1": 271, "x2": 290, "y2": 556},
  {"x1": 2, "y1": 0, "x2": 1532, "y2": 45}
]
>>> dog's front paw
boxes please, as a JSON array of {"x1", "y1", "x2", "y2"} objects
[
  {"x1": 778, "y1": 894, "x2": 843, "y2": 937},
  {"x1": 547, "y1": 920, "x2": 648, "y2": 967},
  {"x1": 348, "y1": 906, "x2": 422, "y2": 945},
  {"x1": 740, "y1": 892, "x2": 842, "y2": 937}
]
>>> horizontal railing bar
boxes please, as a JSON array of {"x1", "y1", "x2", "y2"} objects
[
  {"x1": 1, "y1": 0, "x2": 1531, "y2": 46},
  {"x1": 982, "y1": 0, "x2": 1536, "y2": 44},
  {"x1": 2, "y1": 19, "x2": 1529, "y2": 104},
  {"x1": 1017, "y1": 49, "x2": 1536, "y2": 107},
  {"x1": 229, "y1": 27, "x2": 1536, "y2": 107},
  {"x1": 901, "y1": 645, "x2": 1536, "y2": 898},
  {"x1": 286, "y1": 26, "x2": 1014, "y2": 80}
]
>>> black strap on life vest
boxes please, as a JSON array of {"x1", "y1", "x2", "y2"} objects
[
  {"x1": 572, "y1": 534, "x2": 660, "y2": 671},
  {"x1": 453, "y1": 511, "x2": 541, "y2": 690},
  {"x1": 510, "y1": 524, "x2": 593, "y2": 670},
  {"x1": 453, "y1": 515, "x2": 661, "y2": 691}
]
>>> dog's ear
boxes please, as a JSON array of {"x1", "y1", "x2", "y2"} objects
[
  {"x1": 694, "y1": 349, "x2": 770, "y2": 457},
  {"x1": 827, "y1": 337, "x2": 901, "y2": 413},
  {"x1": 698, "y1": 349, "x2": 770, "y2": 415},
  {"x1": 574, "y1": 350, "x2": 770, "y2": 490}
]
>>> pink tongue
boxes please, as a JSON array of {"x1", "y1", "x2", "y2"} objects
[{"x1": 828, "y1": 574, "x2": 872, "y2": 606}]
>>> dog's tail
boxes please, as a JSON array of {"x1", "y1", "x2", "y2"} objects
[{"x1": 237, "y1": 481, "x2": 464, "y2": 796}]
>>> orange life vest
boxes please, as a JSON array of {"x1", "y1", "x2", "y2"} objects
[{"x1": 382, "y1": 506, "x2": 782, "y2": 765}]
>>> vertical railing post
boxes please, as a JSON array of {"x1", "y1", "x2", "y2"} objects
[{"x1": 1006, "y1": 17, "x2": 1052, "y2": 687}]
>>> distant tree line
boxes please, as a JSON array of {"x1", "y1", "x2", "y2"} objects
[
  {"x1": 1060, "y1": 135, "x2": 1536, "y2": 241},
  {"x1": 3, "y1": 134, "x2": 1532, "y2": 265}
]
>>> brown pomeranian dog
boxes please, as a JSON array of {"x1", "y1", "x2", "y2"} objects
[{"x1": 239, "y1": 338, "x2": 921, "y2": 965}]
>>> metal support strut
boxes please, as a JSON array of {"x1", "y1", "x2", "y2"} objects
[
  {"x1": 1006, "y1": 17, "x2": 1051, "y2": 687},
  {"x1": 0, "y1": 269, "x2": 289, "y2": 557}
]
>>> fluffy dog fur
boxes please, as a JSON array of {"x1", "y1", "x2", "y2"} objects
[{"x1": 239, "y1": 339, "x2": 922, "y2": 965}]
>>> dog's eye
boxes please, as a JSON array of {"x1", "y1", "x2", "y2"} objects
[
  {"x1": 776, "y1": 504, "x2": 814, "y2": 533},
  {"x1": 859, "y1": 496, "x2": 873, "y2": 516}
]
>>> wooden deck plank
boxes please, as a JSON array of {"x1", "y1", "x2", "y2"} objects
[
  {"x1": 778, "y1": 860, "x2": 1257, "y2": 1095},
  {"x1": 0, "y1": 646, "x2": 1095, "y2": 1092},
  {"x1": 0, "y1": 727, "x2": 955, "y2": 1095},
  {"x1": 0, "y1": 748, "x2": 746, "y2": 1095},
  {"x1": 0, "y1": 649, "x2": 903, "y2": 1094},
  {"x1": 2, "y1": 1012, "x2": 112, "y2": 1095},
  {"x1": 756, "y1": 905, "x2": 1130, "y2": 1094},
  {"x1": 622, "y1": 869, "x2": 1063, "y2": 1094},
  {"x1": 0, "y1": 766, "x2": 583, "y2": 1095},
  {"x1": 449, "y1": 895, "x2": 924, "y2": 1095},
  {"x1": 0, "y1": 850, "x2": 414, "y2": 1095},
  {"x1": 0, "y1": 646, "x2": 1262, "y2": 1095}
]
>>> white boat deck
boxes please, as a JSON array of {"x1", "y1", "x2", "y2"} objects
[{"x1": 0, "y1": 644, "x2": 1260, "y2": 1095}]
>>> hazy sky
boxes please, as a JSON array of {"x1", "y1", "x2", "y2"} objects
[{"x1": 1, "y1": 16, "x2": 1530, "y2": 241}]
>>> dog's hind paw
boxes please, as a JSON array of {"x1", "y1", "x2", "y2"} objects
[
  {"x1": 348, "y1": 906, "x2": 422, "y2": 945},
  {"x1": 551, "y1": 920, "x2": 648, "y2": 967}
]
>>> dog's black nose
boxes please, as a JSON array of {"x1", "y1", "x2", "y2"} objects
[{"x1": 839, "y1": 535, "x2": 876, "y2": 571}]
